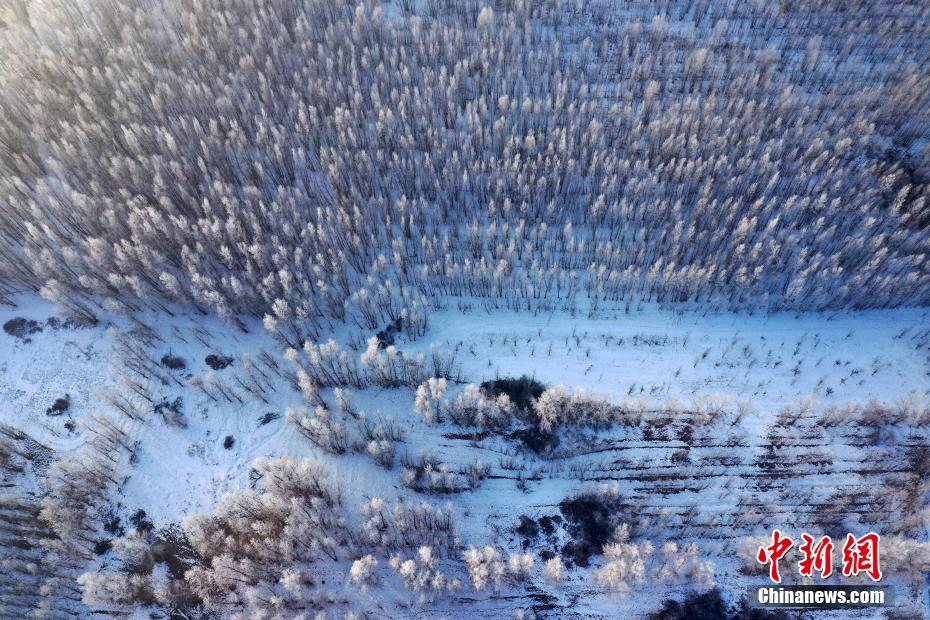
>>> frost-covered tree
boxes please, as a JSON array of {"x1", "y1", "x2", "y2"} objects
[
  {"x1": 507, "y1": 552, "x2": 535, "y2": 582},
  {"x1": 349, "y1": 555, "x2": 379, "y2": 590},
  {"x1": 389, "y1": 546, "x2": 461, "y2": 603},
  {"x1": 543, "y1": 556, "x2": 565, "y2": 583},
  {"x1": 183, "y1": 457, "x2": 347, "y2": 613},
  {"x1": 593, "y1": 525, "x2": 653, "y2": 594},
  {"x1": 0, "y1": 0, "x2": 927, "y2": 327},
  {"x1": 288, "y1": 405, "x2": 351, "y2": 454},
  {"x1": 463, "y1": 545, "x2": 506, "y2": 592}
]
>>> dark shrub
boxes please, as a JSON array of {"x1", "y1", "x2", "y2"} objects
[
  {"x1": 93, "y1": 539, "x2": 113, "y2": 555},
  {"x1": 480, "y1": 375, "x2": 546, "y2": 416},
  {"x1": 731, "y1": 602, "x2": 797, "y2": 620},
  {"x1": 559, "y1": 493, "x2": 619, "y2": 566},
  {"x1": 538, "y1": 514, "x2": 561, "y2": 535},
  {"x1": 130, "y1": 509, "x2": 154, "y2": 533},
  {"x1": 560, "y1": 540, "x2": 595, "y2": 567},
  {"x1": 161, "y1": 353, "x2": 187, "y2": 370},
  {"x1": 376, "y1": 317, "x2": 404, "y2": 348},
  {"x1": 46, "y1": 394, "x2": 70, "y2": 416},
  {"x1": 509, "y1": 426, "x2": 559, "y2": 453},
  {"x1": 649, "y1": 590, "x2": 797, "y2": 620},
  {"x1": 514, "y1": 515, "x2": 540, "y2": 539},
  {"x1": 223, "y1": 435, "x2": 235, "y2": 449},
  {"x1": 205, "y1": 354, "x2": 233, "y2": 370},
  {"x1": 649, "y1": 589, "x2": 728, "y2": 620},
  {"x1": 102, "y1": 512, "x2": 123, "y2": 536},
  {"x1": 154, "y1": 396, "x2": 186, "y2": 428},
  {"x1": 151, "y1": 524, "x2": 199, "y2": 580},
  {"x1": 3, "y1": 317, "x2": 42, "y2": 339},
  {"x1": 258, "y1": 411, "x2": 281, "y2": 426}
]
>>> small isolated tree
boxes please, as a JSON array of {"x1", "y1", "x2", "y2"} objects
[
  {"x1": 477, "y1": 6, "x2": 495, "y2": 32},
  {"x1": 736, "y1": 535, "x2": 769, "y2": 576},
  {"x1": 508, "y1": 551, "x2": 535, "y2": 582},
  {"x1": 881, "y1": 537, "x2": 930, "y2": 587},
  {"x1": 287, "y1": 405, "x2": 351, "y2": 454},
  {"x1": 414, "y1": 377, "x2": 449, "y2": 424},
  {"x1": 350, "y1": 555, "x2": 379, "y2": 590},
  {"x1": 544, "y1": 556, "x2": 565, "y2": 583}
]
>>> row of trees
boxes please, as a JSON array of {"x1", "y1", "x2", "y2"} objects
[{"x1": 0, "y1": 423, "x2": 85, "y2": 618}]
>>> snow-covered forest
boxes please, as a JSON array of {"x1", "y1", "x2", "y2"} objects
[{"x1": 0, "y1": 0, "x2": 928, "y2": 618}]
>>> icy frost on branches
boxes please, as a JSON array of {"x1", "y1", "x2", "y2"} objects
[{"x1": 414, "y1": 378, "x2": 515, "y2": 428}]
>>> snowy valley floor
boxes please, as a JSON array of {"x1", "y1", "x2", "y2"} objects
[{"x1": 2, "y1": 296, "x2": 929, "y2": 618}]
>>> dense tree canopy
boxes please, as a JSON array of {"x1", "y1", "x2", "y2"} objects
[{"x1": 0, "y1": 0, "x2": 927, "y2": 330}]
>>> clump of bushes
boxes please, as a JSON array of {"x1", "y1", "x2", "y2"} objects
[
  {"x1": 376, "y1": 317, "x2": 404, "y2": 348},
  {"x1": 558, "y1": 486, "x2": 630, "y2": 567},
  {"x1": 509, "y1": 426, "x2": 559, "y2": 453},
  {"x1": 400, "y1": 452, "x2": 489, "y2": 493},
  {"x1": 648, "y1": 589, "x2": 794, "y2": 620},
  {"x1": 46, "y1": 394, "x2": 70, "y2": 416},
  {"x1": 3, "y1": 317, "x2": 42, "y2": 339},
  {"x1": 153, "y1": 397, "x2": 186, "y2": 428},
  {"x1": 480, "y1": 376, "x2": 546, "y2": 418},
  {"x1": 204, "y1": 354, "x2": 233, "y2": 370},
  {"x1": 160, "y1": 354, "x2": 186, "y2": 370},
  {"x1": 130, "y1": 509, "x2": 154, "y2": 534},
  {"x1": 414, "y1": 379, "x2": 515, "y2": 428}
]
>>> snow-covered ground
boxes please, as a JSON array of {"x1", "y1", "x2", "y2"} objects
[
  {"x1": 1, "y1": 295, "x2": 927, "y2": 617},
  {"x1": 418, "y1": 305, "x2": 930, "y2": 425}
]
